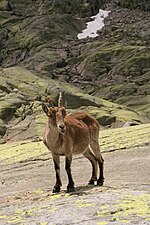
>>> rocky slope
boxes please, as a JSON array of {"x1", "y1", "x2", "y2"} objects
[{"x1": 0, "y1": 0, "x2": 150, "y2": 142}]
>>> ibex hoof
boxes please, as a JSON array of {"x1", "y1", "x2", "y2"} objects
[
  {"x1": 53, "y1": 186, "x2": 61, "y2": 193},
  {"x1": 88, "y1": 180, "x2": 96, "y2": 185},
  {"x1": 97, "y1": 178, "x2": 104, "y2": 186},
  {"x1": 67, "y1": 187, "x2": 75, "y2": 193}
]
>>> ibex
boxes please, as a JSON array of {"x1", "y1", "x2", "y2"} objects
[{"x1": 42, "y1": 92, "x2": 104, "y2": 193}]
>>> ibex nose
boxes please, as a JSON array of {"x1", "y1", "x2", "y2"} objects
[
  {"x1": 59, "y1": 124, "x2": 65, "y2": 133},
  {"x1": 59, "y1": 124, "x2": 64, "y2": 129}
]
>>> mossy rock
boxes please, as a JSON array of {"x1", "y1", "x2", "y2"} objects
[
  {"x1": 78, "y1": 41, "x2": 150, "y2": 119},
  {"x1": 135, "y1": 72, "x2": 150, "y2": 86},
  {"x1": 0, "y1": 0, "x2": 7, "y2": 10},
  {"x1": 2, "y1": 67, "x2": 46, "y2": 100},
  {"x1": 4, "y1": 115, "x2": 37, "y2": 142},
  {"x1": 43, "y1": 0, "x2": 101, "y2": 16},
  {"x1": 118, "y1": 0, "x2": 150, "y2": 11},
  {"x1": 79, "y1": 42, "x2": 148, "y2": 79},
  {"x1": 96, "y1": 83, "x2": 139, "y2": 101},
  {"x1": 116, "y1": 95, "x2": 150, "y2": 120},
  {"x1": 138, "y1": 83, "x2": 150, "y2": 95},
  {"x1": 81, "y1": 106, "x2": 116, "y2": 126},
  {"x1": 0, "y1": 118, "x2": 6, "y2": 136},
  {"x1": 81, "y1": 104, "x2": 145, "y2": 126}
]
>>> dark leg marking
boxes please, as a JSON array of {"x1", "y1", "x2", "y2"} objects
[
  {"x1": 65, "y1": 157, "x2": 75, "y2": 192},
  {"x1": 53, "y1": 158, "x2": 62, "y2": 193},
  {"x1": 90, "y1": 141, "x2": 105, "y2": 186},
  {"x1": 97, "y1": 157, "x2": 104, "y2": 186}
]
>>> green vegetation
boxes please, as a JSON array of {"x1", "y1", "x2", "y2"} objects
[
  {"x1": 118, "y1": 0, "x2": 150, "y2": 11},
  {"x1": 49, "y1": 0, "x2": 103, "y2": 16},
  {"x1": 97, "y1": 193, "x2": 150, "y2": 223},
  {"x1": 79, "y1": 41, "x2": 150, "y2": 120},
  {"x1": 81, "y1": 43, "x2": 147, "y2": 77}
]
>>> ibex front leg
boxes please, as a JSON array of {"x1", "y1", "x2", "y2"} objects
[
  {"x1": 65, "y1": 155, "x2": 75, "y2": 192},
  {"x1": 52, "y1": 154, "x2": 62, "y2": 193}
]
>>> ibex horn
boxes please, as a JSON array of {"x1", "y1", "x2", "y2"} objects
[{"x1": 58, "y1": 92, "x2": 63, "y2": 108}]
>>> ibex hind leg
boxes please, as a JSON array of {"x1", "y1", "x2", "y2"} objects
[
  {"x1": 83, "y1": 148, "x2": 98, "y2": 185},
  {"x1": 90, "y1": 141, "x2": 104, "y2": 186}
]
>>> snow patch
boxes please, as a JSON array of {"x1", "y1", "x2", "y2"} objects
[{"x1": 77, "y1": 9, "x2": 110, "y2": 39}]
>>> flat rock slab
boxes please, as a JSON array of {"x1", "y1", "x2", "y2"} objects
[{"x1": 0, "y1": 145, "x2": 150, "y2": 225}]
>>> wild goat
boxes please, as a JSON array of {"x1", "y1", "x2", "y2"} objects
[{"x1": 42, "y1": 93, "x2": 104, "y2": 193}]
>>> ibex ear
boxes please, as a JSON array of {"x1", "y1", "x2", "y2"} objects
[
  {"x1": 45, "y1": 97, "x2": 55, "y2": 107},
  {"x1": 42, "y1": 103, "x2": 48, "y2": 115}
]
